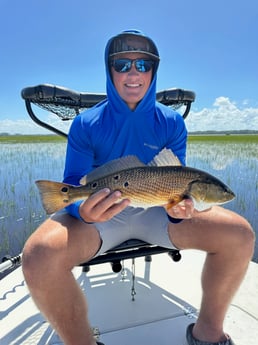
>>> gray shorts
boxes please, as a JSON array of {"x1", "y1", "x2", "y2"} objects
[{"x1": 94, "y1": 206, "x2": 177, "y2": 256}]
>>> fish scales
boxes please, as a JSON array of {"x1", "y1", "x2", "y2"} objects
[{"x1": 78, "y1": 166, "x2": 201, "y2": 207}]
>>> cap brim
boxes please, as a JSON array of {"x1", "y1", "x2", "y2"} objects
[{"x1": 109, "y1": 50, "x2": 160, "y2": 61}]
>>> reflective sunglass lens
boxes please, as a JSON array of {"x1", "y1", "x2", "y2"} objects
[
  {"x1": 133, "y1": 59, "x2": 154, "y2": 72},
  {"x1": 114, "y1": 60, "x2": 131, "y2": 72},
  {"x1": 112, "y1": 59, "x2": 154, "y2": 73}
]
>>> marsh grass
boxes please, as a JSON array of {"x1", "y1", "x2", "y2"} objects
[
  {"x1": 0, "y1": 140, "x2": 66, "y2": 272},
  {"x1": 187, "y1": 139, "x2": 258, "y2": 262},
  {"x1": 0, "y1": 135, "x2": 257, "y2": 277},
  {"x1": 188, "y1": 134, "x2": 258, "y2": 144},
  {"x1": 0, "y1": 134, "x2": 66, "y2": 143}
]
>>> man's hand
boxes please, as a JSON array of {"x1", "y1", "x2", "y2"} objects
[
  {"x1": 79, "y1": 188, "x2": 130, "y2": 223},
  {"x1": 166, "y1": 199, "x2": 195, "y2": 220}
]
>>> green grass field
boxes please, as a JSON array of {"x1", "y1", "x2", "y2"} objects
[
  {"x1": 188, "y1": 134, "x2": 258, "y2": 143},
  {"x1": 0, "y1": 135, "x2": 66, "y2": 143},
  {"x1": 1, "y1": 134, "x2": 257, "y2": 143}
]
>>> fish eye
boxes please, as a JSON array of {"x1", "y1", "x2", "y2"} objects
[
  {"x1": 61, "y1": 187, "x2": 69, "y2": 194},
  {"x1": 123, "y1": 181, "x2": 129, "y2": 188}
]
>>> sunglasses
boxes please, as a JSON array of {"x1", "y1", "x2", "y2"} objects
[{"x1": 111, "y1": 58, "x2": 154, "y2": 73}]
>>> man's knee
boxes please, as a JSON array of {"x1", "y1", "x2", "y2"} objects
[
  {"x1": 22, "y1": 217, "x2": 102, "y2": 286},
  {"x1": 22, "y1": 218, "x2": 69, "y2": 285},
  {"x1": 217, "y1": 214, "x2": 255, "y2": 261},
  {"x1": 236, "y1": 217, "x2": 255, "y2": 257},
  {"x1": 22, "y1": 232, "x2": 57, "y2": 286}
]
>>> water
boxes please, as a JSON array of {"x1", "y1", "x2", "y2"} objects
[
  {"x1": 0, "y1": 142, "x2": 66, "y2": 265},
  {"x1": 0, "y1": 140, "x2": 257, "y2": 279},
  {"x1": 187, "y1": 141, "x2": 258, "y2": 224}
]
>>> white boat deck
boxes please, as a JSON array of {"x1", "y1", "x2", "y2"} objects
[{"x1": 1, "y1": 250, "x2": 258, "y2": 345}]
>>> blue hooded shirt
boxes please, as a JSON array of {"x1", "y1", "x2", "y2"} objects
[{"x1": 63, "y1": 30, "x2": 187, "y2": 218}]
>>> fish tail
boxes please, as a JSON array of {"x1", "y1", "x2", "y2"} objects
[{"x1": 35, "y1": 180, "x2": 72, "y2": 214}]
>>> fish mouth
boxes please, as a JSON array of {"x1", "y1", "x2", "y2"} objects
[
  {"x1": 221, "y1": 185, "x2": 235, "y2": 201},
  {"x1": 227, "y1": 189, "x2": 235, "y2": 199}
]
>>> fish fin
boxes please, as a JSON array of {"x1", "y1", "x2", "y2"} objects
[
  {"x1": 79, "y1": 175, "x2": 87, "y2": 185},
  {"x1": 148, "y1": 148, "x2": 182, "y2": 167},
  {"x1": 166, "y1": 195, "x2": 184, "y2": 209},
  {"x1": 79, "y1": 156, "x2": 145, "y2": 185},
  {"x1": 36, "y1": 180, "x2": 72, "y2": 214}
]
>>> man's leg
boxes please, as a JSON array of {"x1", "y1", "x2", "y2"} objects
[
  {"x1": 168, "y1": 206, "x2": 255, "y2": 343},
  {"x1": 22, "y1": 212, "x2": 101, "y2": 345}
]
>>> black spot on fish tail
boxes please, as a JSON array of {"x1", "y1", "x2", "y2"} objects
[
  {"x1": 36, "y1": 180, "x2": 74, "y2": 214},
  {"x1": 91, "y1": 182, "x2": 98, "y2": 189}
]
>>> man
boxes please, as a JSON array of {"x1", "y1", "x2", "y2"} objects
[{"x1": 22, "y1": 30, "x2": 255, "y2": 345}]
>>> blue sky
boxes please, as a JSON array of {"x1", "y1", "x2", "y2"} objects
[{"x1": 0, "y1": 0, "x2": 257, "y2": 134}]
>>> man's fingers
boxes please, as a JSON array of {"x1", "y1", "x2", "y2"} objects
[
  {"x1": 86, "y1": 188, "x2": 112, "y2": 207},
  {"x1": 168, "y1": 199, "x2": 194, "y2": 219},
  {"x1": 100, "y1": 198, "x2": 130, "y2": 220},
  {"x1": 184, "y1": 199, "x2": 194, "y2": 218},
  {"x1": 79, "y1": 189, "x2": 130, "y2": 223}
]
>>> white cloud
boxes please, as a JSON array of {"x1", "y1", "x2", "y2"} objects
[
  {"x1": 0, "y1": 119, "x2": 45, "y2": 134},
  {"x1": 0, "y1": 114, "x2": 71, "y2": 135},
  {"x1": 1, "y1": 97, "x2": 258, "y2": 134},
  {"x1": 185, "y1": 97, "x2": 258, "y2": 132}
]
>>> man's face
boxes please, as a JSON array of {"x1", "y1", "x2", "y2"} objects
[{"x1": 110, "y1": 53, "x2": 153, "y2": 110}]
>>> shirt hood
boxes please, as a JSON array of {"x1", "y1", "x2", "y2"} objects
[{"x1": 104, "y1": 30, "x2": 160, "y2": 115}]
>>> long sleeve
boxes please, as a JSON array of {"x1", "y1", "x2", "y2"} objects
[{"x1": 63, "y1": 115, "x2": 94, "y2": 219}]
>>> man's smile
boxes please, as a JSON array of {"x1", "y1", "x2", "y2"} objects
[{"x1": 125, "y1": 83, "x2": 142, "y2": 88}]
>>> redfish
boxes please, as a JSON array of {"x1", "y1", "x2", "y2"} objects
[{"x1": 36, "y1": 149, "x2": 235, "y2": 214}]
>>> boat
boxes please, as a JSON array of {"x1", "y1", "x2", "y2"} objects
[
  {"x1": 1, "y1": 250, "x2": 258, "y2": 344},
  {"x1": 1, "y1": 84, "x2": 257, "y2": 344}
]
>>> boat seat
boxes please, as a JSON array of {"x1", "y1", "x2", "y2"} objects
[
  {"x1": 80, "y1": 239, "x2": 182, "y2": 273},
  {"x1": 21, "y1": 83, "x2": 196, "y2": 273}
]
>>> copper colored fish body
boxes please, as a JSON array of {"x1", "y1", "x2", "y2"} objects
[{"x1": 36, "y1": 149, "x2": 235, "y2": 215}]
